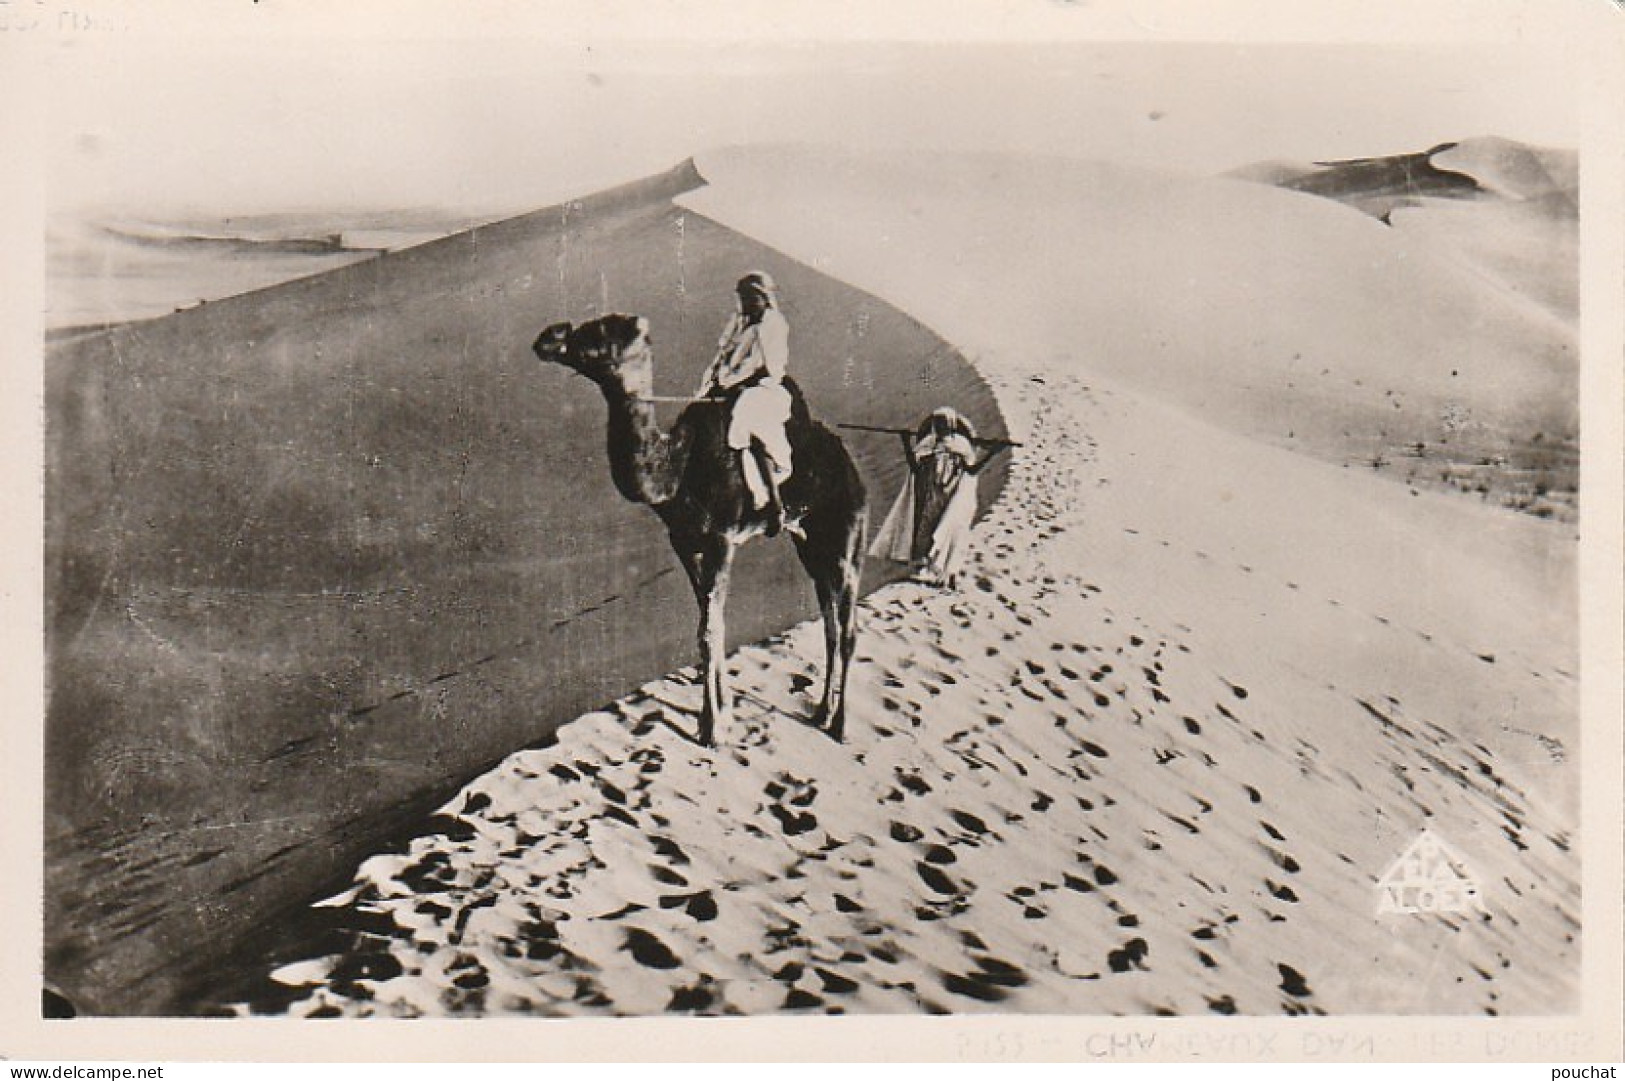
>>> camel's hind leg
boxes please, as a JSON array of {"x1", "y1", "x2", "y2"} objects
[
  {"x1": 676, "y1": 532, "x2": 736, "y2": 747},
  {"x1": 797, "y1": 507, "x2": 867, "y2": 741}
]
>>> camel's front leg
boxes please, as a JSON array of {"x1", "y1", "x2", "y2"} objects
[
  {"x1": 825, "y1": 513, "x2": 866, "y2": 742},
  {"x1": 795, "y1": 508, "x2": 866, "y2": 741},
  {"x1": 682, "y1": 534, "x2": 736, "y2": 747}
]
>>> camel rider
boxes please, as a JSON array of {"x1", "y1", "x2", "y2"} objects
[{"x1": 697, "y1": 271, "x2": 795, "y2": 534}]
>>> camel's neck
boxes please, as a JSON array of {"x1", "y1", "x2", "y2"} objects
[{"x1": 599, "y1": 379, "x2": 685, "y2": 506}]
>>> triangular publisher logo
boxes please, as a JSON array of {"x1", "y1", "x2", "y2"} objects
[{"x1": 1376, "y1": 829, "x2": 1487, "y2": 916}]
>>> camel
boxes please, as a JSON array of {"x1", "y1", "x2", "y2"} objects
[{"x1": 534, "y1": 313, "x2": 868, "y2": 746}]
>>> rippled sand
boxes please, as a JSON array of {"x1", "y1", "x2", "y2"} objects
[{"x1": 255, "y1": 357, "x2": 1577, "y2": 1018}]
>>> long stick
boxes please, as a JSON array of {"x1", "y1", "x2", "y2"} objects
[
  {"x1": 836, "y1": 423, "x2": 914, "y2": 437},
  {"x1": 837, "y1": 422, "x2": 1023, "y2": 448}
]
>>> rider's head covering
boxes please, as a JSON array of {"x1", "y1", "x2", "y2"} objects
[
  {"x1": 924, "y1": 406, "x2": 977, "y2": 442},
  {"x1": 736, "y1": 271, "x2": 779, "y2": 306}
]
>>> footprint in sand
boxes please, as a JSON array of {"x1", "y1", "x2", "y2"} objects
[
  {"x1": 765, "y1": 772, "x2": 820, "y2": 836},
  {"x1": 1262, "y1": 844, "x2": 1301, "y2": 874},
  {"x1": 622, "y1": 926, "x2": 683, "y2": 970},
  {"x1": 1265, "y1": 878, "x2": 1299, "y2": 903},
  {"x1": 915, "y1": 861, "x2": 961, "y2": 897},
  {"x1": 889, "y1": 820, "x2": 925, "y2": 843},
  {"x1": 658, "y1": 890, "x2": 719, "y2": 921},
  {"x1": 1277, "y1": 962, "x2": 1313, "y2": 999},
  {"x1": 1106, "y1": 937, "x2": 1150, "y2": 973},
  {"x1": 666, "y1": 978, "x2": 719, "y2": 1012},
  {"x1": 892, "y1": 768, "x2": 933, "y2": 799},
  {"x1": 940, "y1": 956, "x2": 1030, "y2": 1003},
  {"x1": 947, "y1": 808, "x2": 995, "y2": 842}
]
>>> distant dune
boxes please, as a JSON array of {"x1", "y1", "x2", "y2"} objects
[
  {"x1": 1217, "y1": 138, "x2": 1580, "y2": 516},
  {"x1": 1292, "y1": 142, "x2": 1483, "y2": 213},
  {"x1": 1223, "y1": 137, "x2": 1577, "y2": 216},
  {"x1": 45, "y1": 209, "x2": 501, "y2": 329},
  {"x1": 1225, "y1": 136, "x2": 1579, "y2": 323},
  {"x1": 44, "y1": 160, "x2": 1008, "y2": 1014},
  {"x1": 1432, "y1": 137, "x2": 1578, "y2": 204},
  {"x1": 687, "y1": 143, "x2": 1577, "y2": 520},
  {"x1": 102, "y1": 225, "x2": 373, "y2": 255}
]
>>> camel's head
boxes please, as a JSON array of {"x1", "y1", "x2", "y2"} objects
[{"x1": 534, "y1": 314, "x2": 655, "y2": 398}]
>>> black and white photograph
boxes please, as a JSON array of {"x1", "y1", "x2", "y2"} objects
[{"x1": 6, "y1": 0, "x2": 1623, "y2": 1063}]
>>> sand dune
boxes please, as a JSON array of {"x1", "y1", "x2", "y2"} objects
[
  {"x1": 1223, "y1": 137, "x2": 1577, "y2": 214},
  {"x1": 44, "y1": 218, "x2": 376, "y2": 330},
  {"x1": 1386, "y1": 195, "x2": 1579, "y2": 324},
  {"x1": 258, "y1": 362, "x2": 1576, "y2": 1018},
  {"x1": 252, "y1": 147, "x2": 1578, "y2": 1017},
  {"x1": 44, "y1": 161, "x2": 1006, "y2": 1014},
  {"x1": 1286, "y1": 142, "x2": 1483, "y2": 216},
  {"x1": 1224, "y1": 137, "x2": 1579, "y2": 325},
  {"x1": 1432, "y1": 138, "x2": 1579, "y2": 204},
  {"x1": 686, "y1": 145, "x2": 1578, "y2": 522},
  {"x1": 45, "y1": 209, "x2": 506, "y2": 329}
]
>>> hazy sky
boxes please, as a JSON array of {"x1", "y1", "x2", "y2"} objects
[{"x1": 45, "y1": 33, "x2": 1579, "y2": 218}]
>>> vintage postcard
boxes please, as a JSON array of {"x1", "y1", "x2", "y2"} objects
[{"x1": 3, "y1": 0, "x2": 1621, "y2": 1063}]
